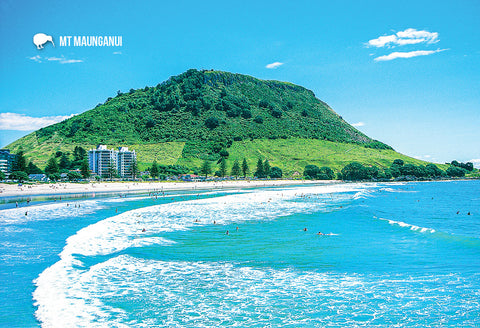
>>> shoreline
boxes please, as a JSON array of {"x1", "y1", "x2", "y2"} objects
[{"x1": 0, "y1": 180, "x2": 334, "y2": 198}]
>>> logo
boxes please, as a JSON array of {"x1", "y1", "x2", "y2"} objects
[{"x1": 33, "y1": 33, "x2": 55, "y2": 50}]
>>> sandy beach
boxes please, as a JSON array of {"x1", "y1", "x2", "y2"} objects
[{"x1": 0, "y1": 180, "x2": 330, "y2": 198}]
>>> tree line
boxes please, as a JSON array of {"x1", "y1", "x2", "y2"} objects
[{"x1": 303, "y1": 159, "x2": 475, "y2": 181}]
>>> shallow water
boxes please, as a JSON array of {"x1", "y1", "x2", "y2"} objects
[{"x1": 1, "y1": 181, "x2": 479, "y2": 327}]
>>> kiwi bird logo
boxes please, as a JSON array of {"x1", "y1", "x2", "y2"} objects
[{"x1": 33, "y1": 33, "x2": 55, "y2": 49}]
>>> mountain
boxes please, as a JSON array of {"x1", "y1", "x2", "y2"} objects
[{"x1": 7, "y1": 69, "x2": 434, "y2": 175}]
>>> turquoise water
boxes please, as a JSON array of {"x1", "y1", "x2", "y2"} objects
[{"x1": 0, "y1": 181, "x2": 479, "y2": 327}]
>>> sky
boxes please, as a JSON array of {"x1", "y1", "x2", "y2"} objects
[{"x1": 1, "y1": 0, "x2": 479, "y2": 166}]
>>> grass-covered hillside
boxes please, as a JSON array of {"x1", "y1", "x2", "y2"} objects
[{"x1": 7, "y1": 68, "x2": 435, "y2": 176}]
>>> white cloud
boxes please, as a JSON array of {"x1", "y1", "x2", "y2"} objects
[
  {"x1": 28, "y1": 55, "x2": 83, "y2": 64},
  {"x1": 0, "y1": 112, "x2": 76, "y2": 131},
  {"x1": 374, "y1": 49, "x2": 446, "y2": 61},
  {"x1": 367, "y1": 28, "x2": 439, "y2": 48},
  {"x1": 29, "y1": 55, "x2": 41, "y2": 63},
  {"x1": 351, "y1": 122, "x2": 365, "y2": 127},
  {"x1": 468, "y1": 159, "x2": 480, "y2": 169},
  {"x1": 59, "y1": 59, "x2": 83, "y2": 64},
  {"x1": 266, "y1": 62, "x2": 284, "y2": 69}
]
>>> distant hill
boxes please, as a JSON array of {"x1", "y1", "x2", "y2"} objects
[{"x1": 7, "y1": 69, "x2": 435, "y2": 175}]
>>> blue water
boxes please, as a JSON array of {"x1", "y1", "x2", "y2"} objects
[{"x1": 0, "y1": 181, "x2": 479, "y2": 327}]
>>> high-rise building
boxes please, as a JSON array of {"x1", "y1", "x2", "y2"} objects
[
  {"x1": 88, "y1": 145, "x2": 136, "y2": 179},
  {"x1": 117, "y1": 147, "x2": 136, "y2": 178},
  {"x1": 0, "y1": 149, "x2": 16, "y2": 177}
]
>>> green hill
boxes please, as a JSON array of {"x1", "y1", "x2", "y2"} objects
[{"x1": 7, "y1": 69, "x2": 438, "y2": 176}]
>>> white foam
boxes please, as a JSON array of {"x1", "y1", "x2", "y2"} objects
[
  {"x1": 33, "y1": 183, "x2": 377, "y2": 327},
  {"x1": 379, "y1": 218, "x2": 436, "y2": 233},
  {"x1": 35, "y1": 254, "x2": 480, "y2": 327},
  {"x1": 0, "y1": 196, "x2": 149, "y2": 225}
]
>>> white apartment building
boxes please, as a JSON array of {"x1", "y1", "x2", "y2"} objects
[{"x1": 88, "y1": 145, "x2": 136, "y2": 178}]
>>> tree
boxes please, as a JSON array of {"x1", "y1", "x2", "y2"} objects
[
  {"x1": 390, "y1": 165, "x2": 401, "y2": 178},
  {"x1": 10, "y1": 171, "x2": 28, "y2": 182},
  {"x1": 450, "y1": 160, "x2": 474, "y2": 171},
  {"x1": 150, "y1": 160, "x2": 159, "y2": 179},
  {"x1": 393, "y1": 159, "x2": 405, "y2": 166},
  {"x1": 205, "y1": 117, "x2": 220, "y2": 129},
  {"x1": 67, "y1": 171, "x2": 83, "y2": 181},
  {"x1": 255, "y1": 158, "x2": 265, "y2": 178},
  {"x1": 253, "y1": 116, "x2": 264, "y2": 124},
  {"x1": 425, "y1": 164, "x2": 444, "y2": 178},
  {"x1": 399, "y1": 164, "x2": 417, "y2": 177},
  {"x1": 48, "y1": 173, "x2": 61, "y2": 181},
  {"x1": 129, "y1": 158, "x2": 139, "y2": 180},
  {"x1": 73, "y1": 146, "x2": 87, "y2": 161},
  {"x1": 341, "y1": 162, "x2": 367, "y2": 181},
  {"x1": 241, "y1": 158, "x2": 249, "y2": 178},
  {"x1": 107, "y1": 161, "x2": 117, "y2": 180},
  {"x1": 0, "y1": 170, "x2": 5, "y2": 181},
  {"x1": 318, "y1": 166, "x2": 335, "y2": 180},
  {"x1": 218, "y1": 158, "x2": 227, "y2": 177},
  {"x1": 304, "y1": 165, "x2": 321, "y2": 179},
  {"x1": 231, "y1": 159, "x2": 241, "y2": 177},
  {"x1": 269, "y1": 167, "x2": 282, "y2": 179},
  {"x1": 13, "y1": 151, "x2": 27, "y2": 172},
  {"x1": 200, "y1": 160, "x2": 212, "y2": 178},
  {"x1": 383, "y1": 168, "x2": 393, "y2": 179},
  {"x1": 271, "y1": 108, "x2": 282, "y2": 118},
  {"x1": 45, "y1": 157, "x2": 59, "y2": 175},
  {"x1": 446, "y1": 166, "x2": 466, "y2": 177},
  {"x1": 263, "y1": 159, "x2": 271, "y2": 178},
  {"x1": 80, "y1": 159, "x2": 90, "y2": 178},
  {"x1": 363, "y1": 166, "x2": 379, "y2": 179},
  {"x1": 59, "y1": 153, "x2": 71, "y2": 170},
  {"x1": 27, "y1": 161, "x2": 43, "y2": 174}
]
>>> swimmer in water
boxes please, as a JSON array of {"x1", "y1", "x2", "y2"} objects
[
  {"x1": 142, "y1": 228, "x2": 146, "y2": 232},
  {"x1": 25, "y1": 211, "x2": 28, "y2": 216},
  {"x1": 226, "y1": 230, "x2": 229, "y2": 235},
  {"x1": 303, "y1": 228, "x2": 307, "y2": 231},
  {"x1": 317, "y1": 232, "x2": 323, "y2": 235}
]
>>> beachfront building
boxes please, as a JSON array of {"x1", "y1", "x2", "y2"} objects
[
  {"x1": 117, "y1": 147, "x2": 136, "y2": 179},
  {"x1": 0, "y1": 149, "x2": 16, "y2": 177},
  {"x1": 88, "y1": 145, "x2": 136, "y2": 179}
]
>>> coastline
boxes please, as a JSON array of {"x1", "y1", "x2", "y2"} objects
[{"x1": 0, "y1": 180, "x2": 333, "y2": 198}]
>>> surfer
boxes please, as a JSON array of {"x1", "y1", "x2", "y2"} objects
[{"x1": 142, "y1": 228, "x2": 146, "y2": 232}]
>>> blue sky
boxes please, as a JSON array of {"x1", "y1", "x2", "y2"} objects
[{"x1": 1, "y1": 0, "x2": 479, "y2": 166}]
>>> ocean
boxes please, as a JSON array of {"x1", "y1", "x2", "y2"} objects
[{"x1": 0, "y1": 180, "x2": 479, "y2": 327}]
